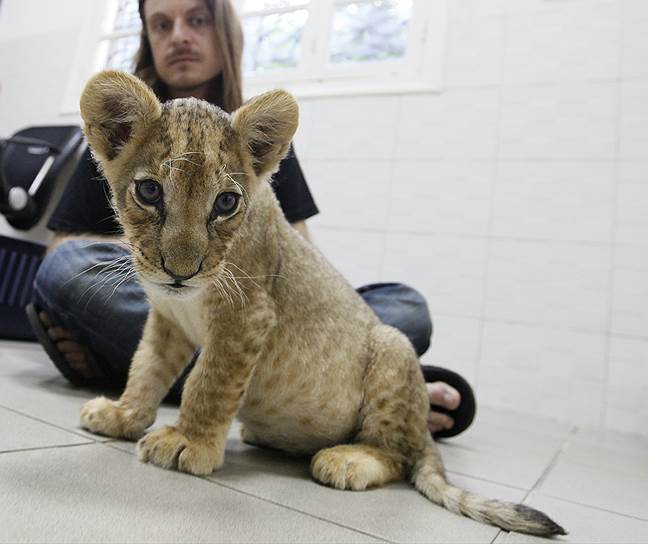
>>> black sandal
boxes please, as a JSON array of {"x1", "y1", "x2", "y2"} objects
[
  {"x1": 422, "y1": 365, "x2": 476, "y2": 439},
  {"x1": 25, "y1": 302, "x2": 106, "y2": 387}
]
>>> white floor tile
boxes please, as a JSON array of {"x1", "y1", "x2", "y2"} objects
[
  {"x1": 0, "y1": 444, "x2": 376, "y2": 543},
  {"x1": 0, "y1": 406, "x2": 92, "y2": 452},
  {"x1": 495, "y1": 493, "x2": 648, "y2": 544},
  {"x1": 537, "y1": 439, "x2": 648, "y2": 520}
]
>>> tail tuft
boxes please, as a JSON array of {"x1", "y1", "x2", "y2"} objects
[{"x1": 513, "y1": 504, "x2": 567, "y2": 536}]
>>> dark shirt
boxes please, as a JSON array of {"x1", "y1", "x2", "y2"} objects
[{"x1": 47, "y1": 144, "x2": 319, "y2": 234}]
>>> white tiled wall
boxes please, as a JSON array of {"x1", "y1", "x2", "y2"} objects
[
  {"x1": 0, "y1": 0, "x2": 645, "y2": 436},
  {"x1": 296, "y1": 0, "x2": 648, "y2": 436}
]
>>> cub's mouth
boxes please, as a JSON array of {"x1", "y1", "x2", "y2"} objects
[
  {"x1": 164, "y1": 282, "x2": 198, "y2": 292},
  {"x1": 145, "y1": 279, "x2": 201, "y2": 298}
]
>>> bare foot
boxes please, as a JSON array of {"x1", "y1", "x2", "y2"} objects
[
  {"x1": 426, "y1": 381, "x2": 461, "y2": 434},
  {"x1": 39, "y1": 311, "x2": 104, "y2": 379}
]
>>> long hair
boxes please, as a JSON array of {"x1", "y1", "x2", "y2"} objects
[{"x1": 134, "y1": 0, "x2": 244, "y2": 112}]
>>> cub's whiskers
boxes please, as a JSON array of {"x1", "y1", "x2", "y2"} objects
[{"x1": 221, "y1": 265, "x2": 248, "y2": 307}]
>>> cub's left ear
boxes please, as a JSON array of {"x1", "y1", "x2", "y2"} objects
[
  {"x1": 231, "y1": 90, "x2": 299, "y2": 178},
  {"x1": 80, "y1": 70, "x2": 162, "y2": 162}
]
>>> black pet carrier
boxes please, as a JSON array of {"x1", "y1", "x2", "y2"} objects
[{"x1": 0, "y1": 125, "x2": 84, "y2": 340}]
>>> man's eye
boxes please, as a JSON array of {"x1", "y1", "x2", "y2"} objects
[
  {"x1": 189, "y1": 14, "x2": 209, "y2": 27},
  {"x1": 151, "y1": 19, "x2": 170, "y2": 32},
  {"x1": 135, "y1": 180, "x2": 163, "y2": 205},
  {"x1": 212, "y1": 192, "x2": 240, "y2": 218}
]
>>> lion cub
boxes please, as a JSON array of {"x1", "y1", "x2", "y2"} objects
[{"x1": 78, "y1": 71, "x2": 564, "y2": 537}]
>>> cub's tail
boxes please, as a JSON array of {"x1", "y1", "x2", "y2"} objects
[{"x1": 411, "y1": 446, "x2": 566, "y2": 537}]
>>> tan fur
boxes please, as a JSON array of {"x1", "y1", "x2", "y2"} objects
[{"x1": 77, "y1": 70, "x2": 566, "y2": 537}]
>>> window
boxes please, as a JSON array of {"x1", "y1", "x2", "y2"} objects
[
  {"x1": 237, "y1": 0, "x2": 447, "y2": 96},
  {"x1": 100, "y1": 0, "x2": 142, "y2": 73},
  {"x1": 62, "y1": 0, "x2": 446, "y2": 113}
]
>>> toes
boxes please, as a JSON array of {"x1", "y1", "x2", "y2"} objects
[
  {"x1": 311, "y1": 447, "x2": 390, "y2": 491},
  {"x1": 64, "y1": 351, "x2": 104, "y2": 378},
  {"x1": 178, "y1": 444, "x2": 223, "y2": 475},
  {"x1": 137, "y1": 427, "x2": 222, "y2": 475},
  {"x1": 428, "y1": 411, "x2": 455, "y2": 433},
  {"x1": 57, "y1": 340, "x2": 85, "y2": 353},
  {"x1": 39, "y1": 311, "x2": 53, "y2": 327},
  {"x1": 80, "y1": 396, "x2": 123, "y2": 436},
  {"x1": 80, "y1": 397, "x2": 149, "y2": 439},
  {"x1": 48, "y1": 326, "x2": 75, "y2": 341},
  {"x1": 137, "y1": 427, "x2": 187, "y2": 470},
  {"x1": 426, "y1": 382, "x2": 461, "y2": 410},
  {"x1": 38, "y1": 312, "x2": 103, "y2": 380}
]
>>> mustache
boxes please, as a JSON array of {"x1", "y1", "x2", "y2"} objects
[{"x1": 166, "y1": 48, "x2": 200, "y2": 63}]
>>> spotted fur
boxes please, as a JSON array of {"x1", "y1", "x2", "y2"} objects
[{"x1": 78, "y1": 70, "x2": 566, "y2": 537}]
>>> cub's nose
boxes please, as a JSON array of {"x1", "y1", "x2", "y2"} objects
[{"x1": 161, "y1": 256, "x2": 204, "y2": 282}]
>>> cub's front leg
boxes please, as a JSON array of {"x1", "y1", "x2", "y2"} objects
[
  {"x1": 80, "y1": 310, "x2": 195, "y2": 439},
  {"x1": 137, "y1": 294, "x2": 276, "y2": 475}
]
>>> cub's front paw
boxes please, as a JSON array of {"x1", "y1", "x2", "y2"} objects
[
  {"x1": 80, "y1": 396, "x2": 152, "y2": 439},
  {"x1": 136, "y1": 426, "x2": 224, "y2": 475}
]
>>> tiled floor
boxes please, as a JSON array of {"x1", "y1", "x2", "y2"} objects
[{"x1": 1, "y1": 339, "x2": 647, "y2": 544}]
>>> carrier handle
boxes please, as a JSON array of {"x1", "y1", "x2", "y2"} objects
[{"x1": 0, "y1": 136, "x2": 61, "y2": 214}]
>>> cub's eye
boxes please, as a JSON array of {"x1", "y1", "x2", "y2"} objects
[
  {"x1": 135, "y1": 180, "x2": 163, "y2": 205},
  {"x1": 212, "y1": 192, "x2": 240, "y2": 218}
]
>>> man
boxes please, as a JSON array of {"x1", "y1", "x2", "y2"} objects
[{"x1": 28, "y1": 0, "x2": 475, "y2": 438}]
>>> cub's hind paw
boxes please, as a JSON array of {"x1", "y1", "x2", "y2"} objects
[
  {"x1": 80, "y1": 396, "x2": 152, "y2": 439},
  {"x1": 311, "y1": 445, "x2": 400, "y2": 491},
  {"x1": 137, "y1": 426, "x2": 224, "y2": 475}
]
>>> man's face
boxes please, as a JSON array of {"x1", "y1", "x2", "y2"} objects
[{"x1": 144, "y1": 0, "x2": 223, "y2": 96}]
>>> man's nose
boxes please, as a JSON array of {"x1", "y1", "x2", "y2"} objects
[{"x1": 170, "y1": 19, "x2": 190, "y2": 45}]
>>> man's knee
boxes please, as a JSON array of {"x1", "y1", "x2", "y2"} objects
[
  {"x1": 33, "y1": 239, "x2": 125, "y2": 313},
  {"x1": 406, "y1": 291, "x2": 433, "y2": 356},
  {"x1": 358, "y1": 282, "x2": 433, "y2": 357}
]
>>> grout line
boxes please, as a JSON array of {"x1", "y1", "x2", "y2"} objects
[
  {"x1": 446, "y1": 470, "x2": 528, "y2": 492},
  {"x1": 0, "y1": 442, "x2": 96, "y2": 456},
  {"x1": 306, "y1": 157, "x2": 628, "y2": 165},
  {"x1": 203, "y1": 478, "x2": 394, "y2": 543},
  {"x1": 427, "y1": 313, "x2": 648, "y2": 343},
  {"x1": 537, "y1": 492, "x2": 648, "y2": 524},
  {"x1": 489, "y1": 529, "x2": 503, "y2": 544},
  {"x1": 475, "y1": 0, "x2": 508, "y2": 397},
  {"x1": 523, "y1": 426, "x2": 579, "y2": 502},
  {"x1": 600, "y1": 3, "x2": 625, "y2": 432},
  {"x1": 312, "y1": 223, "x2": 626, "y2": 248},
  {"x1": 439, "y1": 312, "x2": 648, "y2": 343},
  {"x1": 100, "y1": 441, "x2": 393, "y2": 543},
  {"x1": 0, "y1": 402, "x2": 101, "y2": 443}
]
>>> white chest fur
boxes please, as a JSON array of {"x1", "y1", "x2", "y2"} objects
[{"x1": 148, "y1": 288, "x2": 209, "y2": 348}]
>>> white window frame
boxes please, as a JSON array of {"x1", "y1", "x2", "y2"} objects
[
  {"x1": 61, "y1": 0, "x2": 447, "y2": 115},
  {"x1": 238, "y1": 0, "x2": 447, "y2": 98},
  {"x1": 61, "y1": 0, "x2": 139, "y2": 116}
]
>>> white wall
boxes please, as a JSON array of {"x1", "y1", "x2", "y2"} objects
[
  {"x1": 0, "y1": 0, "x2": 85, "y2": 242},
  {"x1": 296, "y1": 0, "x2": 648, "y2": 436},
  {"x1": 1, "y1": 0, "x2": 647, "y2": 435},
  {"x1": 0, "y1": 0, "x2": 84, "y2": 133}
]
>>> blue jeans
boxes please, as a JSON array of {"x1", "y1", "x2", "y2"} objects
[{"x1": 33, "y1": 240, "x2": 432, "y2": 393}]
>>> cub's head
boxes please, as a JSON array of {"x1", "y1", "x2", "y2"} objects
[{"x1": 79, "y1": 70, "x2": 298, "y2": 299}]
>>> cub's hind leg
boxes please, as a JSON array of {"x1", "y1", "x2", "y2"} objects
[
  {"x1": 310, "y1": 325, "x2": 430, "y2": 491},
  {"x1": 80, "y1": 310, "x2": 195, "y2": 439}
]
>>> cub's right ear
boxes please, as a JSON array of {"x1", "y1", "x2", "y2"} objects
[{"x1": 79, "y1": 70, "x2": 161, "y2": 162}]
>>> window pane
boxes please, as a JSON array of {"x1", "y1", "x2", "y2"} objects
[
  {"x1": 329, "y1": 0, "x2": 413, "y2": 64},
  {"x1": 104, "y1": 35, "x2": 140, "y2": 72},
  {"x1": 113, "y1": 0, "x2": 142, "y2": 32},
  {"x1": 242, "y1": 0, "x2": 308, "y2": 12},
  {"x1": 242, "y1": 10, "x2": 308, "y2": 72}
]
